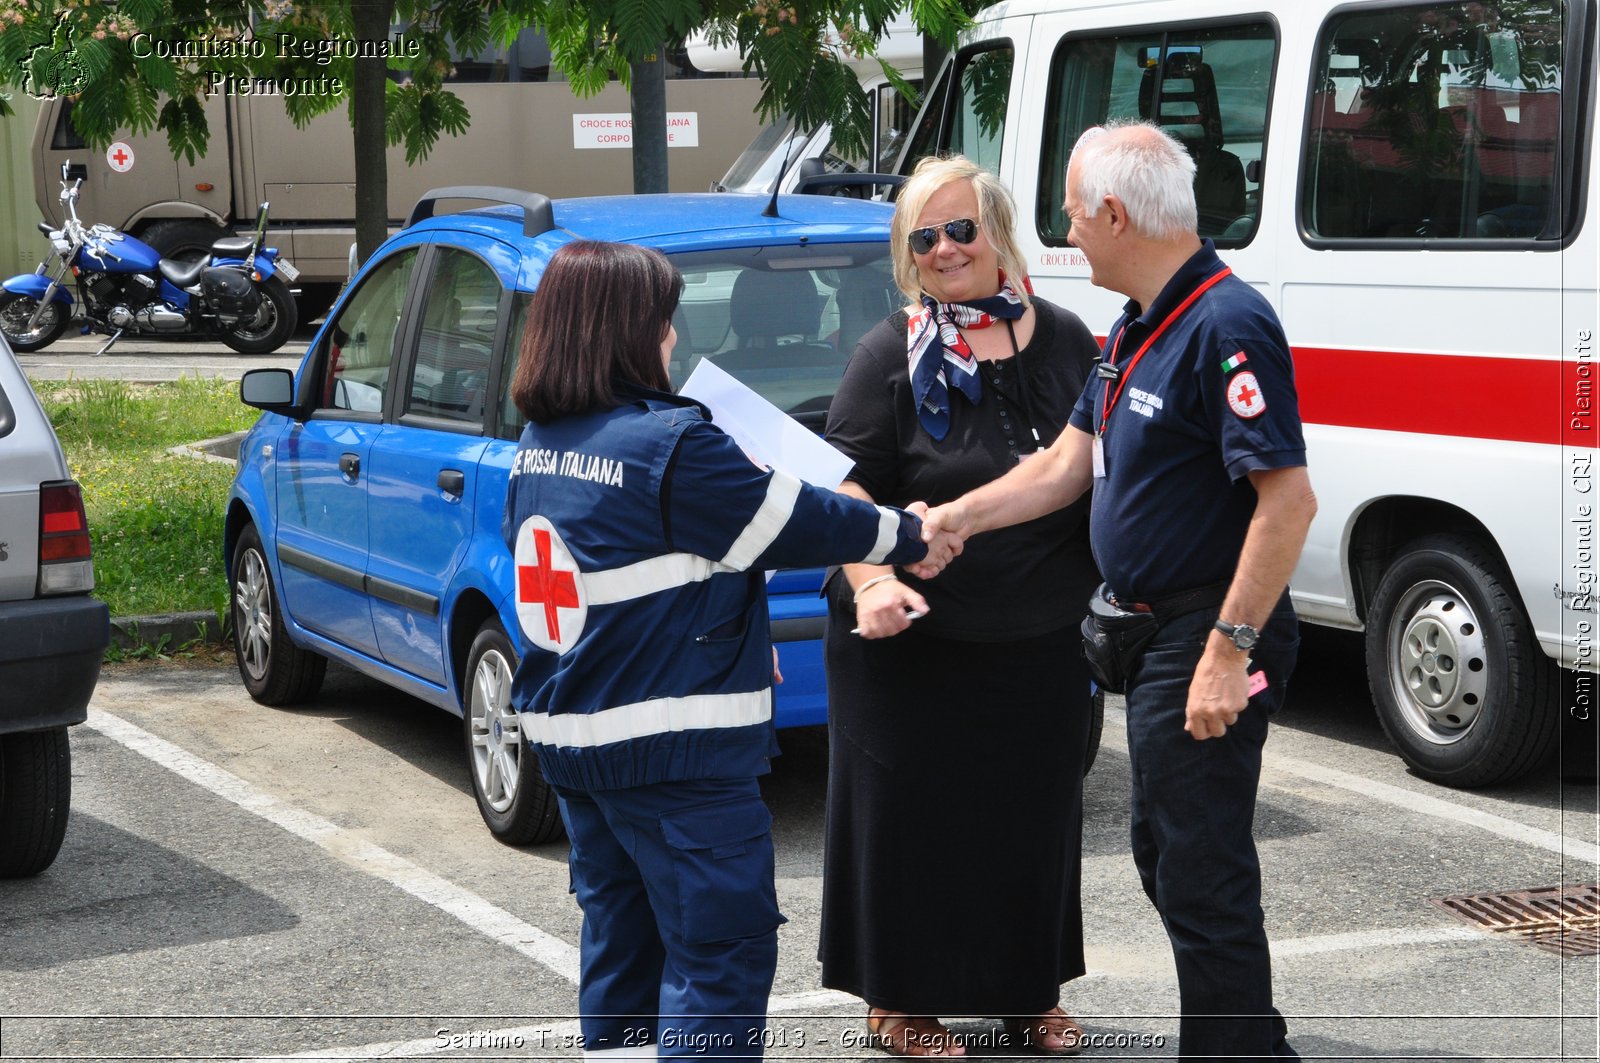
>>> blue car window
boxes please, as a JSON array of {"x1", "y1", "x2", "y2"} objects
[
  {"x1": 320, "y1": 249, "x2": 418, "y2": 413},
  {"x1": 407, "y1": 248, "x2": 502, "y2": 423}
]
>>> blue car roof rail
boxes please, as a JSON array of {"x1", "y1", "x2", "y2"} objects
[{"x1": 407, "y1": 186, "x2": 556, "y2": 237}]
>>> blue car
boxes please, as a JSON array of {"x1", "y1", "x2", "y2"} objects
[{"x1": 225, "y1": 189, "x2": 900, "y2": 845}]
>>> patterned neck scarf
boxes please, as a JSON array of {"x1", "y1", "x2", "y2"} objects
[{"x1": 906, "y1": 272, "x2": 1031, "y2": 440}]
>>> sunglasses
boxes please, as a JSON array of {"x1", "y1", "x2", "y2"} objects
[{"x1": 907, "y1": 218, "x2": 979, "y2": 255}]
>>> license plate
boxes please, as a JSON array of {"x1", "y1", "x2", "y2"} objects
[{"x1": 274, "y1": 258, "x2": 301, "y2": 282}]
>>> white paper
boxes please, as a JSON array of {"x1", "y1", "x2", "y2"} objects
[{"x1": 678, "y1": 358, "x2": 855, "y2": 490}]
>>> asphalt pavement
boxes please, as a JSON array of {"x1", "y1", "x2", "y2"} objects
[
  {"x1": 13, "y1": 327, "x2": 310, "y2": 382},
  {"x1": 0, "y1": 627, "x2": 1595, "y2": 1062}
]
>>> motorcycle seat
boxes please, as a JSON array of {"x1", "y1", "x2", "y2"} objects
[
  {"x1": 211, "y1": 237, "x2": 256, "y2": 257},
  {"x1": 158, "y1": 258, "x2": 208, "y2": 288}
]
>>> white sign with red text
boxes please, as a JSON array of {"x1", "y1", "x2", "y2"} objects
[{"x1": 573, "y1": 112, "x2": 700, "y2": 149}]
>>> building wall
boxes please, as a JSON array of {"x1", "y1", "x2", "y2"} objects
[{"x1": 1, "y1": 94, "x2": 44, "y2": 278}]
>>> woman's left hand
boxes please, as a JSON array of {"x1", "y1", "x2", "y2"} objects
[{"x1": 853, "y1": 577, "x2": 930, "y2": 640}]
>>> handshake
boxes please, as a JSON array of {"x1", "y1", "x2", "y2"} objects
[
  {"x1": 851, "y1": 501, "x2": 971, "y2": 640},
  {"x1": 903, "y1": 500, "x2": 972, "y2": 581}
]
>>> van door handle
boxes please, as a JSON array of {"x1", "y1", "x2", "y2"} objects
[
  {"x1": 438, "y1": 469, "x2": 465, "y2": 496},
  {"x1": 339, "y1": 452, "x2": 360, "y2": 480}
]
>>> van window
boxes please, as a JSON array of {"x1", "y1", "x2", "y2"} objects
[
  {"x1": 875, "y1": 82, "x2": 921, "y2": 172},
  {"x1": 1304, "y1": 1, "x2": 1570, "y2": 243},
  {"x1": 900, "y1": 59, "x2": 955, "y2": 170},
  {"x1": 445, "y1": 29, "x2": 737, "y2": 83},
  {"x1": 900, "y1": 42, "x2": 1014, "y2": 175},
  {"x1": 947, "y1": 44, "x2": 1015, "y2": 174},
  {"x1": 1038, "y1": 23, "x2": 1277, "y2": 245}
]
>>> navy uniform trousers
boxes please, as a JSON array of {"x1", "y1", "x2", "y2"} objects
[
  {"x1": 1123, "y1": 599, "x2": 1301, "y2": 1062},
  {"x1": 553, "y1": 776, "x2": 784, "y2": 1062}
]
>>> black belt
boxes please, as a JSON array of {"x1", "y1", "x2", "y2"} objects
[{"x1": 1109, "y1": 581, "x2": 1230, "y2": 621}]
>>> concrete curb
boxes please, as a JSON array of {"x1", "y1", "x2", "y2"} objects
[{"x1": 111, "y1": 611, "x2": 226, "y2": 652}]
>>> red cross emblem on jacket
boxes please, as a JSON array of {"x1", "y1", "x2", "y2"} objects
[{"x1": 514, "y1": 516, "x2": 588, "y2": 653}]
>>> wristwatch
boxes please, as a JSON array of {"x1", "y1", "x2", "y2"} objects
[{"x1": 1214, "y1": 618, "x2": 1260, "y2": 651}]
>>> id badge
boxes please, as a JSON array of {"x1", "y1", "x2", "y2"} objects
[{"x1": 1091, "y1": 434, "x2": 1106, "y2": 478}]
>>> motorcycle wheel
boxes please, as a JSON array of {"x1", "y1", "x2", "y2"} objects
[
  {"x1": 0, "y1": 292, "x2": 69, "y2": 352},
  {"x1": 221, "y1": 275, "x2": 298, "y2": 354}
]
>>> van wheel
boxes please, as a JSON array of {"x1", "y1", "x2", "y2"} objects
[
  {"x1": 0, "y1": 292, "x2": 69, "y2": 352},
  {"x1": 140, "y1": 218, "x2": 228, "y2": 267},
  {"x1": 1365, "y1": 534, "x2": 1558, "y2": 787},
  {"x1": 222, "y1": 276, "x2": 297, "y2": 354},
  {"x1": 231, "y1": 524, "x2": 326, "y2": 705},
  {"x1": 463, "y1": 620, "x2": 562, "y2": 845},
  {"x1": 0, "y1": 727, "x2": 71, "y2": 878}
]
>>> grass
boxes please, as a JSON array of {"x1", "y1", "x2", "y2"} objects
[{"x1": 33, "y1": 375, "x2": 259, "y2": 624}]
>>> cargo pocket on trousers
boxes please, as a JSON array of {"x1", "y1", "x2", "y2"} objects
[{"x1": 659, "y1": 797, "x2": 786, "y2": 944}]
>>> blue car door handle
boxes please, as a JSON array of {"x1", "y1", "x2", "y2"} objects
[
  {"x1": 339, "y1": 452, "x2": 360, "y2": 480},
  {"x1": 437, "y1": 469, "x2": 465, "y2": 496}
]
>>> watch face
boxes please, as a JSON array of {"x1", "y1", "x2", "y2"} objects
[{"x1": 1234, "y1": 625, "x2": 1260, "y2": 650}]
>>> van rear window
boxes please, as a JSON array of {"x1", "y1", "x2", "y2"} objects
[{"x1": 1304, "y1": 1, "x2": 1572, "y2": 244}]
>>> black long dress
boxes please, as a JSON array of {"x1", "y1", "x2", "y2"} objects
[{"x1": 819, "y1": 299, "x2": 1102, "y2": 1016}]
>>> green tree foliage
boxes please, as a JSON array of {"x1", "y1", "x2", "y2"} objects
[
  {"x1": 1, "y1": 0, "x2": 969, "y2": 163},
  {"x1": 0, "y1": 1, "x2": 971, "y2": 257}
]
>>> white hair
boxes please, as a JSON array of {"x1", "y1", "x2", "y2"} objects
[{"x1": 1070, "y1": 121, "x2": 1198, "y2": 240}]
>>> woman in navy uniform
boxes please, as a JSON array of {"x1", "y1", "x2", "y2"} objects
[{"x1": 502, "y1": 240, "x2": 941, "y2": 1062}]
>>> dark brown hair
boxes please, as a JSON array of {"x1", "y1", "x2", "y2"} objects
[{"x1": 511, "y1": 240, "x2": 682, "y2": 423}]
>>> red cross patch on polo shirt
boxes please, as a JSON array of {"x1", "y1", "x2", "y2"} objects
[
  {"x1": 1226, "y1": 370, "x2": 1267, "y2": 419},
  {"x1": 514, "y1": 515, "x2": 588, "y2": 654}
]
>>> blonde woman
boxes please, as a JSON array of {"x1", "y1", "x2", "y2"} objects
[{"x1": 820, "y1": 156, "x2": 1101, "y2": 1056}]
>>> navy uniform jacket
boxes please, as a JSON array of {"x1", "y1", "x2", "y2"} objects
[{"x1": 502, "y1": 383, "x2": 928, "y2": 792}]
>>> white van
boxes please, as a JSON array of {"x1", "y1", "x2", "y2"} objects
[
  {"x1": 688, "y1": 16, "x2": 924, "y2": 194},
  {"x1": 899, "y1": 0, "x2": 1598, "y2": 787}
]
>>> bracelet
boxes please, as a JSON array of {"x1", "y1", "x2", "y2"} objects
[{"x1": 852, "y1": 573, "x2": 900, "y2": 604}]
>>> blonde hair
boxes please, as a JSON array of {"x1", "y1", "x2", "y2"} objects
[{"x1": 891, "y1": 155, "x2": 1031, "y2": 306}]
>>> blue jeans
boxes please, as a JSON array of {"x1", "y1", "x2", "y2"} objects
[
  {"x1": 1124, "y1": 599, "x2": 1300, "y2": 1061},
  {"x1": 554, "y1": 777, "x2": 784, "y2": 1061}
]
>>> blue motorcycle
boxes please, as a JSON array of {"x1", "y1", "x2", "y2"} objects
[{"x1": 0, "y1": 162, "x2": 298, "y2": 355}]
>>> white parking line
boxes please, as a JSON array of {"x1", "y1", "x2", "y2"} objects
[
  {"x1": 90, "y1": 704, "x2": 1580, "y2": 1063},
  {"x1": 1102, "y1": 706, "x2": 1600, "y2": 865},
  {"x1": 85, "y1": 709, "x2": 582, "y2": 983},
  {"x1": 1267, "y1": 752, "x2": 1600, "y2": 865}
]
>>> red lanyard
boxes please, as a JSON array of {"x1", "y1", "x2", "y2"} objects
[{"x1": 1098, "y1": 267, "x2": 1233, "y2": 435}]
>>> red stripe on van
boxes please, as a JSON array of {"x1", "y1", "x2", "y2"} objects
[
  {"x1": 1086, "y1": 337, "x2": 1584, "y2": 445},
  {"x1": 1292, "y1": 346, "x2": 1570, "y2": 445}
]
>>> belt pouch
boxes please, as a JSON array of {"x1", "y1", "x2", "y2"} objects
[{"x1": 1080, "y1": 582, "x2": 1161, "y2": 694}]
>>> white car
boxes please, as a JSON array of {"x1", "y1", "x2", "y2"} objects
[{"x1": 0, "y1": 333, "x2": 108, "y2": 877}]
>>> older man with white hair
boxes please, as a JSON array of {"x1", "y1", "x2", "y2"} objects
[{"x1": 922, "y1": 121, "x2": 1316, "y2": 1060}]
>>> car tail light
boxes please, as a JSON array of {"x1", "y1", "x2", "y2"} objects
[{"x1": 38, "y1": 480, "x2": 95, "y2": 595}]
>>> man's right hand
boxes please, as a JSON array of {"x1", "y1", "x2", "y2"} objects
[{"x1": 905, "y1": 501, "x2": 973, "y2": 579}]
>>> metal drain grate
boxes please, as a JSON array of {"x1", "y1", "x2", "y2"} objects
[{"x1": 1431, "y1": 883, "x2": 1600, "y2": 957}]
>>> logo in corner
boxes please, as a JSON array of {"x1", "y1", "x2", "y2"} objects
[{"x1": 21, "y1": 14, "x2": 91, "y2": 101}]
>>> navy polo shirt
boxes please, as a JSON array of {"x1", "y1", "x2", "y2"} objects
[{"x1": 1067, "y1": 242, "x2": 1306, "y2": 600}]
